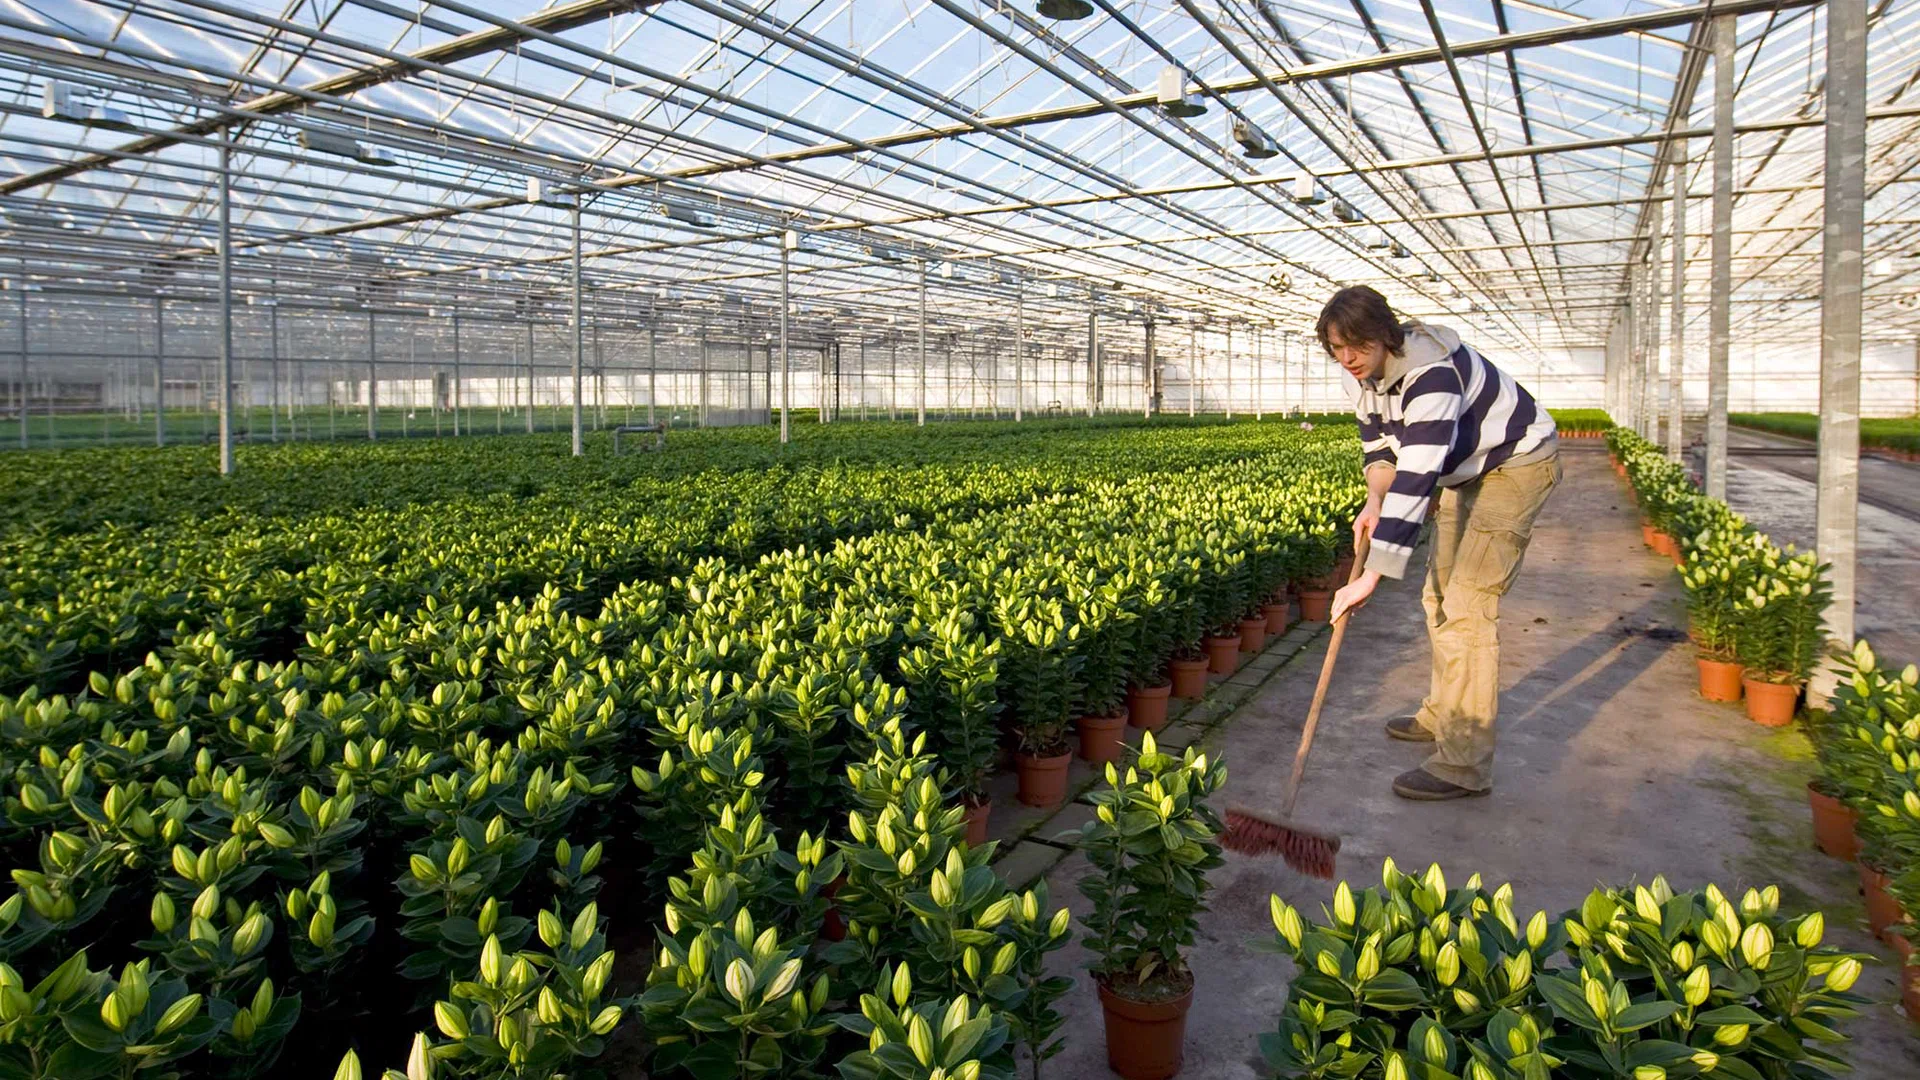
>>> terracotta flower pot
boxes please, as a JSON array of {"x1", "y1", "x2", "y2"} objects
[
  {"x1": 963, "y1": 798, "x2": 991, "y2": 848},
  {"x1": 1861, "y1": 861, "x2": 1904, "y2": 942},
  {"x1": 1807, "y1": 783, "x2": 1859, "y2": 862},
  {"x1": 1014, "y1": 749, "x2": 1072, "y2": 808},
  {"x1": 1204, "y1": 634, "x2": 1241, "y2": 675},
  {"x1": 1167, "y1": 658, "x2": 1208, "y2": 700},
  {"x1": 1098, "y1": 978, "x2": 1194, "y2": 1080},
  {"x1": 1333, "y1": 555, "x2": 1354, "y2": 583},
  {"x1": 1640, "y1": 521, "x2": 1658, "y2": 548},
  {"x1": 1262, "y1": 602, "x2": 1290, "y2": 634},
  {"x1": 1651, "y1": 530, "x2": 1676, "y2": 557},
  {"x1": 1297, "y1": 587, "x2": 1332, "y2": 622},
  {"x1": 821, "y1": 874, "x2": 848, "y2": 942},
  {"x1": 1076, "y1": 711, "x2": 1128, "y2": 764},
  {"x1": 1903, "y1": 957, "x2": 1920, "y2": 1024},
  {"x1": 1741, "y1": 676, "x2": 1799, "y2": 726},
  {"x1": 1696, "y1": 656, "x2": 1744, "y2": 703},
  {"x1": 1238, "y1": 616, "x2": 1267, "y2": 653},
  {"x1": 1127, "y1": 681, "x2": 1172, "y2": 730}
]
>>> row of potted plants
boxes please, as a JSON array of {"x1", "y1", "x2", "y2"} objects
[
  {"x1": 1608, "y1": 428, "x2": 1920, "y2": 1022},
  {"x1": 1805, "y1": 642, "x2": 1920, "y2": 1021},
  {"x1": 1607, "y1": 428, "x2": 1833, "y2": 725}
]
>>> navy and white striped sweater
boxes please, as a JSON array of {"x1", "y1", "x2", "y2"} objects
[{"x1": 1348, "y1": 323, "x2": 1558, "y2": 580}]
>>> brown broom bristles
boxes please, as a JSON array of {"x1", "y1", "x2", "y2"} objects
[{"x1": 1221, "y1": 806, "x2": 1340, "y2": 880}]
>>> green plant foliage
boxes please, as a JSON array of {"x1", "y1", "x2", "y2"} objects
[
  {"x1": 1815, "y1": 642, "x2": 1920, "y2": 943},
  {"x1": 1068, "y1": 733, "x2": 1225, "y2": 995},
  {"x1": 1547, "y1": 410, "x2": 1615, "y2": 436},
  {"x1": 1729, "y1": 413, "x2": 1920, "y2": 456},
  {"x1": 1608, "y1": 428, "x2": 1832, "y2": 684},
  {"x1": 1260, "y1": 860, "x2": 1869, "y2": 1080},
  {"x1": 0, "y1": 420, "x2": 1362, "y2": 1075}
]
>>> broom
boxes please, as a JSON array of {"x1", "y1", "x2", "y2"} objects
[{"x1": 1219, "y1": 532, "x2": 1371, "y2": 879}]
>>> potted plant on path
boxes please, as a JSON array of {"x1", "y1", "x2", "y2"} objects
[
  {"x1": 1732, "y1": 546, "x2": 1832, "y2": 726},
  {"x1": 898, "y1": 609, "x2": 1004, "y2": 846},
  {"x1": 1066, "y1": 733, "x2": 1226, "y2": 1080},
  {"x1": 1073, "y1": 585, "x2": 1136, "y2": 765},
  {"x1": 999, "y1": 597, "x2": 1083, "y2": 808},
  {"x1": 1678, "y1": 527, "x2": 1758, "y2": 703},
  {"x1": 1123, "y1": 570, "x2": 1177, "y2": 731}
]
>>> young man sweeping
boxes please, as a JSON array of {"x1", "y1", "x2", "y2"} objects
[{"x1": 1320, "y1": 286, "x2": 1561, "y2": 801}]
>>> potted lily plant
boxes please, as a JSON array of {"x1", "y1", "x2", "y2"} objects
[
  {"x1": 1164, "y1": 557, "x2": 1211, "y2": 700},
  {"x1": 1732, "y1": 547, "x2": 1832, "y2": 726},
  {"x1": 1294, "y1": 532, "x2": 1339, "y2": 623},
  {"x1": 998, "y1": 597, "x2": 1083, "y2": 809},
  {"x1": 1067, "y1": 734, "x2": 1226, "y2": 1080},
  {"x1": 1073, "y1": 585, "x2": 1137, "y2": 765},
  {"x1": 1678, "y1": 527, "x2": 1759, "y2": 703},
  {"x1": 1124, "y1": 572, "x2": 1178, "y2": 731}
]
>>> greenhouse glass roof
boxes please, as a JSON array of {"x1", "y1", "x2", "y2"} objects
[{"x1": 1, "y1": 0, "x2": 1915, "y2": 361}]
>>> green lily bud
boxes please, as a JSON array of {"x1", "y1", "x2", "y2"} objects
[
  {"x1": 334, "y1": 1051, "x2": 363, "y2": 1080},
  {"x1": 233, "y1": 911, "x2": 270, "y2": 956},
  {"x1": 434, "y1": 1001, "x2": 468, "y2": 1039},
  {"x1": 1633, "y1": 1067, "x2": 1666, "y2": 1080},
  {"x1": 1796, "y1": 912, "x2": 1824, "y2": 949},
  {"x1": 992, "y1": 942, "x2": 1017, "y2": 976},
  {"x1": 589, "y1": 1005, "x2": 622, "y2": 1035},
  {"x1": 1826, "y1": 957, "x2": 1862, "y2": 993},
  {"x1": 479, "y1": 935, "x2": 503, "y2": 986},
  {"x1": 907, "y1": 1013, "x2": 935, "y2": 1066},
  {"x1": 1526, "y1": 910, "x2": 1547, "y2": 949},
  {"x1": 1683, "y1": 966, "x2": 1711, "y2": 1006},
  {"x1": 1050, "y1": 907, "x2": 1071, "y2": 939},
  {"x1": 100, "y1": 993, "x2": 131, "y2": 1033},
  {"x1": 892, "y1": 963, "x2": 913, "y2": 1007},
  {"x1": 156, "y1": 993, "x2": 202, "y2": 1036},
  {"x1": 1332, "y1": 882, "x2": 1355, "y2": 927},
  {"x1": 1434, "y1": 943, "x2": 1460, "y2": 987},
  {"x1": 1739, "y1": 923, "x2": 1773, "y2": 970},
  {"x1": 538, "y1": 910, "x2": 563, "y2": 949},
  {"x1": 151, "y1": 892, "x2": 177, "y2": 934},
  {"x1": 1712, "y1": 1024, "x2": 1748, "y2": 1047}
]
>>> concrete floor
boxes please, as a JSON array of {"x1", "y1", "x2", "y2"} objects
[{"x1": 1034, "y1": 447, "x2": 1920, "y2": 1079}]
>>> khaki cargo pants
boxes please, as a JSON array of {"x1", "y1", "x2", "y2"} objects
[{"x1": 1411, "y1": 453, "x2": 1562, "y2": 791}]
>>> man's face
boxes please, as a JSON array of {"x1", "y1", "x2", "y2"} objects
[{"x1": 1326, "y1": 326, "x2": 1388, "y2": 381}]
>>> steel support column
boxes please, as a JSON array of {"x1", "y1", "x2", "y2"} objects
[
  {"x1": 218, "y1": 135, "x2": 234, "y2": 473},
  {"x1": 925, "y1": 261, "x2": 933, "y2": 424},
  {"x1": 1144, "y1": 317, "x2": 1156, "y2": 419},
  {"x1": 1086, "y1": 310, "x2": 1098, "y2": 418},
  {"x1": 1224, "y1": 325, "x2": 1234, "y2": 420},
  {"x1": 1669, "y1": 137, "x2": 1687, "y2": 460},
  {"x1": 646, "y1": 323, "x2": 656, "y2": 425},
  {"x1": 153, "y1": 294, "x2": 164, "y2": 447},
  {"x1": 1815, "y1": 0, "x2": 1866, "y2": 672},
  {"x1": 1705, "y1": 14, "x2": 1734, "y2": 499},
  {"x1": 570, "y1": 201, "x2": 584, "y2": 457},
  {"x1": 366, "y1": 306, "x2": 377, "y2": 443},
  {"x1": 451, "y1": 311, "x2": 462, "y2": 436},
  {"x1": 779, "y1": 241, "x2": 791, "y2": 444},
  {"x1": 1646, "y1": 196, "x2": 1663, "y2": 444},
  {"x1": 1014, "y1": 284, "x2": 1024, "y2": 422},
  {"x1": 1188, "y1": 326, "x2": 1197, "y2": 417}
]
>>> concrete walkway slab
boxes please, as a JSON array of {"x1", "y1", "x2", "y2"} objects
[{"x1": 1029, "y1": 451, "x2": 1919, "y2": 1079}]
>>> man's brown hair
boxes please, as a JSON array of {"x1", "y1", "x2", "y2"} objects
[{"x1": 1316, "y1": 285, "x2": 1405, "y2": 357}]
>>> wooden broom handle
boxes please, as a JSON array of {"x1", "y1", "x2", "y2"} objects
[{"x1": 1282, "y1": 530, "x2": 1371, "y2": 818}]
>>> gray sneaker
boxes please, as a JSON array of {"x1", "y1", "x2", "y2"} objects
[{"x1": 1385, "y1": 716, "x2": 1435, "y2": 743}]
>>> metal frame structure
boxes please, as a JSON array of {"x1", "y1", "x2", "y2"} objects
[{"x1": 0, "y1": 0, "x2": 1913, "y2": 461}]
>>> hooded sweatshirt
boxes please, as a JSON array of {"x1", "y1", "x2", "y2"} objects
[{"x1": 1348, "y1": 323, "x2": 1558, "y2": 580}]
